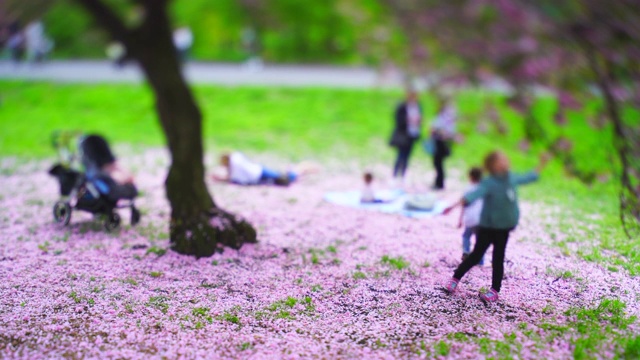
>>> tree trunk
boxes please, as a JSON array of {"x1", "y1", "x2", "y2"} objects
[
  {"x1": 133, "y1": 7, "x2": 257, "y2": 257},
  {"x1": 74, "y1": 0, "x2": 257, "y2": 257},
  {"x1": 582, "y1": 45, "x2": 640, "y2": 239}
]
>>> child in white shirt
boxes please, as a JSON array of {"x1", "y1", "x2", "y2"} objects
[
  {"x1": 459, "y1": 167, "x2": 484, "y2": 265},
  {"x1": 361, "y1": 172, "x2": 377, "y2": 203}
]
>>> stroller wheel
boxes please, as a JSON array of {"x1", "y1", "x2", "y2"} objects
[
  {"x1": 104, "y1": 212, "x2": 121, "y2": 232},
  {"x1": 53, "y1": 201, "x2": 72, "y2": 226},
  {"x1": 131, "y1": 206, "x2": 141, "y2": 226}
]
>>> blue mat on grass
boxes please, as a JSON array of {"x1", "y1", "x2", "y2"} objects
[{"x1": 323, "y1": 190, "x2": 447, "y2": 218}]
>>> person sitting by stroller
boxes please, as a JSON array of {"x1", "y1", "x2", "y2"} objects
[
  {"x1": 79, "y1": 134, "x2": 137, "y2": 201},
  {"x1": 48, "y1": 132, "x2": 140, "y2": 230}
]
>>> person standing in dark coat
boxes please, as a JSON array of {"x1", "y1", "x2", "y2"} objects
[{"x1": 389, "y1": 90, "x2": 422, "y2": 185}]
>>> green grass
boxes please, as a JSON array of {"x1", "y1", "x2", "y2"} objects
[
  {"x1": 381, "y1": 255, "x2": 410, "y2": 270},
  {"x1": 146, "y1": 296, "x2": 169, "y2": 314},
  {"x1": 258, "y1": 296, "x2": 315, "y2": 321},
  {"x1": 215, "y1": 310, "x2": 240, "y2": 325},
  {"x1": 0, "y1": 81, "x2": 400, "y2": 159},
  {"x1": 427, "y1": 299, "x2": 638, "y2": 359},
  {"x1": 0, "y1": 81, "x2": 637, "y2": 273}
]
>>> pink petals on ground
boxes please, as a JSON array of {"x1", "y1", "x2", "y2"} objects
[{"x1": 0, "y1": 151, "x2": 638, "y2": 359}]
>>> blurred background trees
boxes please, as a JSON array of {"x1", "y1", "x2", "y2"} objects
[
  {"x1": 381, "y1": 0, "x2": 640, "y2": 238},
  {"x1": 2, "y1": 0, "x2": 401, "y2": 64}
]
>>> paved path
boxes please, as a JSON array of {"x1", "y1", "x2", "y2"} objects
[{"x1": 0, "y1": 60, "x2": 404, "y2": 88}]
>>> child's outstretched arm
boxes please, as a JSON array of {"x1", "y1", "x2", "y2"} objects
[
  {"x1": 536, "y1": 152, "x2": 552, "y2": 173},
  {"x1": 443, "y1": 184, "x2": 487, "y2": 215},
  {"x1": 513, "y1": 153, "x2": 551, "y2": 186},
  {"x1": 443, "y1": 198, "x2": 465, "y2": 215}
]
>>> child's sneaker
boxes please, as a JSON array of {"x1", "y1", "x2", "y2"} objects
[
  {"x1": 479, "y1": 288, "x2": 499, "y2": 303},
  {"x1": 443, "y1": 278, "x2": 460, "y2": 293}
]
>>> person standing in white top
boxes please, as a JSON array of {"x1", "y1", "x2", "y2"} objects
[
  {"x1": 458, "y1": 167, "x2": 485, "y2": 265},
  {"x1": 430, "y1": 98, "x2": 457, "y2": 190}
]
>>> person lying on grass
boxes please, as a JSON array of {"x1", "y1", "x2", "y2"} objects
[
  {"x1": 442, "y1": 150, "x2": 551, "y2": 303},
  {"x1": 211, "y1": 152, "x2": 317, "y2": 187}
]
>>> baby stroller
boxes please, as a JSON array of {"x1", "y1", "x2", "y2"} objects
[{"x1": 48, "y1": 132, "x2": 141, "y2": 231}]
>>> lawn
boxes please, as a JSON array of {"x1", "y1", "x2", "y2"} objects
[
  {"x1": 0, "y1": 81, "x2": 638, "y2": 358},
  {"x1": 0, "y1": 81, "x2": 634, "y2": 273}
]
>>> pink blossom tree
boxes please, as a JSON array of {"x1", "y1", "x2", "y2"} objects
[{"x1": 383, "y1": 0, "x2": 640, "y2": 237}]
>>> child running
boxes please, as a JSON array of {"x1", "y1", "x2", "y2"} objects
[
  {"x1": 442, "y1": 151, "x2": 550, "y2": 303},
  {"x1": 459, "y1": 167, "x2": 484, "y2": 265}
]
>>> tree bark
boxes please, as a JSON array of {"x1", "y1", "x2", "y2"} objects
[
  {"x1": 75, "y1": 0, "x2": 257, "y2": 256},
  {"x1": 580, "y1": 40, "x2": 640, "y2": 238}
]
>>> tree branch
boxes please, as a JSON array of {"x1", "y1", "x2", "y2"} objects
[{"x1": 73, "y1": 0, "x2": 132, "y2": 45}]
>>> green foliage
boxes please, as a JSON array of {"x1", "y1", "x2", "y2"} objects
[
  {"x1": 147, "y1": 296, "x2": 169, "y2": 314},
  {"x1": 68, "y1": 291, "x2": 81, "y2": 304},
  {"x1": 149, "y1": 271, "x2": 163, "y2": 278},
  {"x1": 260, "y1": 296, "x2": 315, "y2": 321},
  {"x1": 267, "y1": 296, "x2": 298, "y2": 312},
  {"x1": 623, "y1": 336, "x2": 640, "y2": 359},
  {"x1": 381, "y1": 255, "x2": 409, "y2": 270},
  {"x1": 434, "y1": 340, "x2": 450, "y2": 356},
  {"x1": 41, "y1": 0, "x2": 397, "y2": 64},
  {"x1": 192, "y1": 307, "x2": 210, "y2": 317},
  {"x1": 38, "y1": 241, "x2": 50, "y2": 253},
  {"x1": 123, "y1": 277, "x2": 138, "y2": 286},
  {"x1": 146, "y1": 246, "x2": 167, "y2": 257},
  {"x1": 239, "y1": 342, "x2": 253, "y2": 351},
  {"x1": 353, "y1": 271, "x2": 367, "y2": 280},
  {"x1": 491, "y1": 299, "x2": 639, "y2": 359},
  {"x1": 216, "y1": 311, "x2": 240, "y2": 325},
  {"x1": 310, "y1": 252, "x2": 320, "y2": 265}
]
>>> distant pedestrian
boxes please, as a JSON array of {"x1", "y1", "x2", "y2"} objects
[
  {"x1": 24, "y1": 20, "x2": 53, "y2": 63},
  {"x1": 173, "y1": 27, "x2": 193, "y2": 62},
  {"x1": 106, "y1": 42, "x2": 130, "y2": 68},
  {"x1": 5, "y1": 21, "x2": 24, "y2": 63},
  {"x1": 430, "y1": 98, "x2": 457, "y2": 190},
  {"x1": 389, "y1": 90, "x2": 422, "y2": 186},
  {"x1": 442, "y1": 151, "x2": 551, "y2": 303}
]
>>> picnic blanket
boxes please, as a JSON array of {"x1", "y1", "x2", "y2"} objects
[{"x1": 323, "y1": 190, "x2": 447, "y2": 218}]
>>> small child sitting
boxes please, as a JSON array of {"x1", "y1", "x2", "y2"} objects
[
  {"x1": 361, "y1": 172, "x2": 378, "y2": 203},
  {"x1": 459, "y1": 167, "x2": 484, "y2": 265}
]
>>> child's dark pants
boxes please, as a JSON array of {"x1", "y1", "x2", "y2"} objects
[{"x1": 453, "y1": 227, "x2": 511, "y2": 292}]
